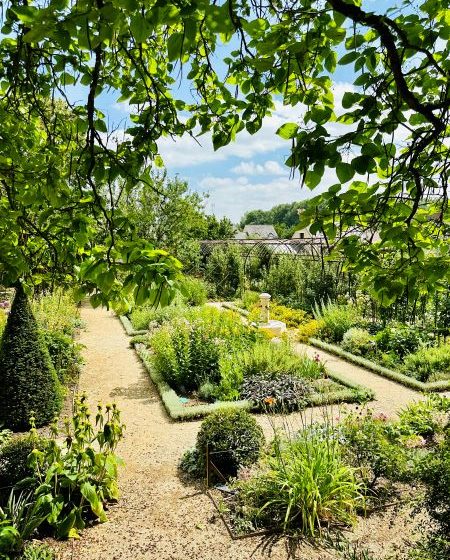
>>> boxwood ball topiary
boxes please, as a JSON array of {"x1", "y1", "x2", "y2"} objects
[
  {"x1": 0, "y1": 284, "x2": 62, "y2": 430},
  {"x1": 196, "y1": 408, "x2": 265, "y2": 478}
]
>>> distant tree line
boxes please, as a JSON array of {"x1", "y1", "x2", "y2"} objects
[{"x1": 240, "y1": 201, "x2": 308, "y2": 238}]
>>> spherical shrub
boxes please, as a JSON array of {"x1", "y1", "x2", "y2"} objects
[
  {"x1": 341, "y1": 328, "x2": 374, "y2": 356},
  {"x1": 196, "y1": 408, "x2": 265, "y2": 478}
]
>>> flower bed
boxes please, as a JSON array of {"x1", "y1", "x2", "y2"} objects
[
  {"x1": 309, "y1": 338, "x2": 450, "y2": 392},
  {"x1": 131, "y1": 305, "x2": 373, "y2": 420}
]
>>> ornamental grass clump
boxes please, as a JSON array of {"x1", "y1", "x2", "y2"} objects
[
  {"x1": 0, "y1": 285, "x2": 62, "y2": 430},
  {"x1": 237, "y1": 427, "x2": 363, "y2": 536}
]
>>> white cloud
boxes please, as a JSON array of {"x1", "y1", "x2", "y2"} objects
[
  {"x1": 231, "y1": 160, "x2": 286, "y2": 176},
  {"x1": 197, "y1": 166, "x2": 338, "y2": 222},
  {"x1": 157, "y1": 82, "x2": 357, "y2": 169}
]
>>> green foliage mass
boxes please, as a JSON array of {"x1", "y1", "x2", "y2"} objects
[
  {"x1": 401, "y1": 344, "x2": 450, "y2": 382},
  {"x1": 240, "y1": 202, "x2": 307, "y2": 238},
  {"x1": 0, "y1": 0, "x2": 448, "y2": 308},
  {"x1": 205, "y1": 245, "x2": 244, "y2": 299},
  {"x1": 0, "y1": 433, "x2": 49, "y2": 501},
  {"x1": 314, "y1": 300, "x2": 359, "y2": 343},
  {"x1": 195, "y1": 408, "x2": 265, "y2": 478},
  {"x1": 0, "y1": 286, "x2": 62, "y2": 430},
  {"x1": 237, "y1": 429, "x2": 362, "y2": 536}
]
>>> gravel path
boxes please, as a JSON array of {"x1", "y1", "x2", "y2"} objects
[
  {"x1": 295, "y1": 343, "x2": 423, "y2": 417},
  {"x1": 56, "y1": 305, "x2": 427, "y2": 560}
]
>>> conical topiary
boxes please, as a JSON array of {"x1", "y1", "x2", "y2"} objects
[{"x1": 0, "y1": 284, "x2": 62, "y2": 430}]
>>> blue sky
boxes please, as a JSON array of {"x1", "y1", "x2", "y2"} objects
[{"x1": 90, "y1": 0, "x2": 393, "y2": 224}]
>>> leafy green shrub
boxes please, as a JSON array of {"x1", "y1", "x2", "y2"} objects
[
  {"x1": 263, "y1": 256, "x2": 303, "y2": 304},
  {"x1": 196, "y1": 409, "x2": 265, "y2": 478},
  {"x1": 341, "y1": 328, "x2": 374, "y2": 356},
  {"x1": 216, "y1": 341, "x2": 325, "y2": 401},
  {"x1": 30, "y1": 394, "x2": 124, "y2": 539},
  {"x1": 31, "y1": 289, "x2": 81, "y2": 337},
  {"x1": 41, "y1": 330, "x2": 83, "y2": 384},
  {"x1": 129, "y1": 304, "x2": 186, "y2": 331},
  {"x1": 240, "y1": 374, "x2": 311, "y2": 411},
  {"x1": 205, "y1": 245, "x2": 244, "y2": 299},
  {"x1": 401, "y1": 344, "x2": 450, "y2": 382},
  {"x1": 339, "y1": 410, "x2": 410, "y2": 489},
  {"x1": 418, "y1": 425, "x2": 450, "y2": 538},
  {"x1": 398, "y1": 396, "x2": 449, "y2": 438},
  {"x1": 239, "y1": 341, "x2": 323, "y2": 380},
  {"x1": 151, "y1": 306, "x2": 259, "y2": 395},
  {"x1": 0, "y1": 434, "x2": 49, "y2": 499},
  {"x1": 240, "y1": 291, "x2": 260, "y2": 311},
  {"x1": 21, "y1": 542, "x2": 55, "y2": 560},
  {"x1": 296, "y1": 319, "x2": 324, "y2": 342},
  {"x1": 181, "y1": 276, "x2": 208, "y2": 306},
  {"x1": 237, "y1": 429, "x2": 362, "y2": 536},
  {"x1": 151, "y1": 318, "x2": 221, "y2": 393},
  {"x1": 314, "y1": 300, "x2": 359, "y2": 343},
  {"x1": 375, "y1": 324, "x2": 425, "y2": 359},
  {"x1": 0, "y1": 285, "x2": 62, "y2": 430}
]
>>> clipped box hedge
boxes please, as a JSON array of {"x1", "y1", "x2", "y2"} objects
[
  {"x1": 135, "y1": 345, "x2": 374, "y2": 421},
  {"x1": 119, "y1": 315, "x2": 147, "y2": 337},
  {"x1": 309, "y1": 338, "x2": 450, "y2": 393}
]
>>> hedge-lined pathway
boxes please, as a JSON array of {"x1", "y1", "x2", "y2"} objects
[
  {"x1": 56, "y1": 305, "x2": 427, "y2": 560},
  {"x1": 295, "y1": 343, "x2": 426, "y2": 416}
]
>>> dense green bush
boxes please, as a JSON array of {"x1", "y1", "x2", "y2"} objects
[
  {"x1": 151, "y1": 317, "x2": 222, "y2": 393},
  {"x1": 31, "y1": 289, "x2": 81, "y2": 337},
  {"x1": 314, "y1": 300, "x2": 359, "y2": 343},
  {"x1": 398, "y1": 396, "x2": 450, "y2": 438},
  {"x1": 195, "y1": 409, "x2": 265, "y2": 478},
  {"x1": 418, "y1": 425, "x2": 450, "y2": 538},
  {"x1": 237, "y1": 429, "x2": 362, "y2": 536},
  {"x1": 205, "y1": 245, "x2": 244, "y2": 298},
  {"x1": 341, "y1": 328, "x2": 374, "y2": 356},
  {"x1": 129, "y1": 303, "x2": 186, "y2": 331},
  {"x1": 151, "y1": 306, "x2": 259, "y2": 394},
  {"x1": 41, "y1": 330, "x2": 83, "y2": 383},
  {"x1": 215, "y1": 342, "x2": 325, "y2": 401},
  {"x1": 0, "y1": 285, "x2": 62, "y2": 430},
  {"x1": 181, "y1": 276, "x2": 209, "y2": 306},
  {"x1": 339, "y1": 410, "x2": 411, "y2": 489},
  {"x1": 263, "y1": 257, "x2": 303, "y2": 304},
  {"x1": 0, "y1": 434, "x2": 49, "y2": 499},
  {"x1": 400, "y1": 344, "x2": 450, "y2": 382},
  {"x1": 375, "y1": 324, "x2": 425, "y2": 359}
]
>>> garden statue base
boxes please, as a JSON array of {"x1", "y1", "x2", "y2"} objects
[{"x1": 258, "y1": 320, "x2": 287, "y2": 337}]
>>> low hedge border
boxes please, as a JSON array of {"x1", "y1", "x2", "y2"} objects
[
  {"x1": 222, "y1": 301, "x2": 250, "y2": 318},
  {"x1": 309, "y1": 338, "x2": 450, "y2": 393},
  {"x1": 119, "y1": 315, "x2": 147, "y2": 337},
  {"x1": 135, "y1": 345, "x2": 374, "y2": 421}
]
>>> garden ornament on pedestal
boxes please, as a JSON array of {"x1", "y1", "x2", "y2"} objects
[{"x1": 258, "y1": 292, "x2": 286, "y2": 337}]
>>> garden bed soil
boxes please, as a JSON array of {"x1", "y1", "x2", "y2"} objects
[{"x1": 54, "y1": 305, "x2": 431, "y2": 560}]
